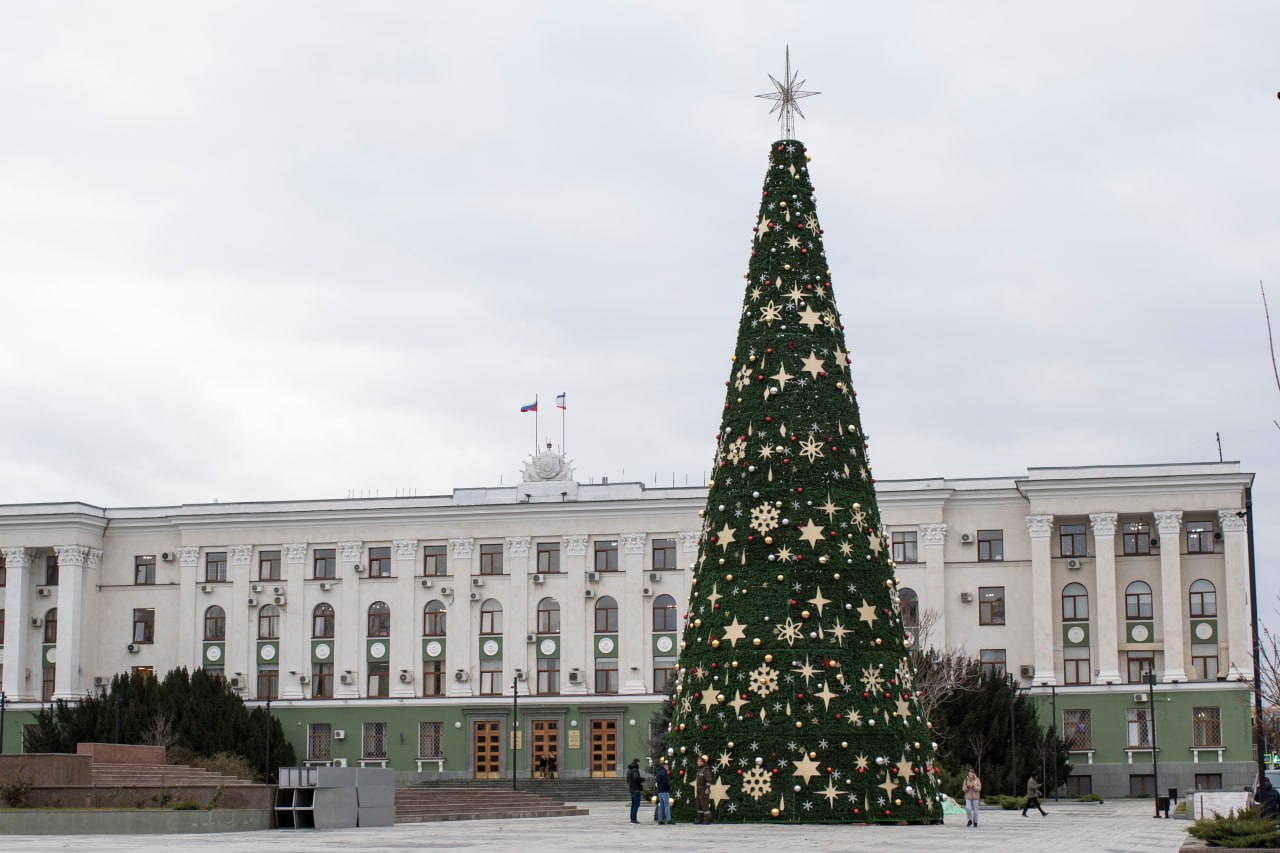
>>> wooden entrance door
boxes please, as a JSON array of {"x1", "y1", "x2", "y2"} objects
[
  {"x1": 473, "y1": 720, "x2": 502, "y2": 779},
  {"x1": 589, "y1": 718, "x2": 617, "y2": 778},
  {"x1": 531, "y1": 719, "x2": 559, "y2": 779}
]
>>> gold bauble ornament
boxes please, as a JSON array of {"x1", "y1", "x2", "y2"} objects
[
  {"x1": 764, "y1": 536, "x2": 773, "y2": 545},
  {"x1": 764, "y1": 654, "x2": 773, "y2": 663},
  {"x1": 795, "y1": 721, "x2": 804, "y2": 729},
  {"x1": 809, "y1": 751, "x2": 817, "y2": 759},
  {"x1": 693, "y1": 618, "x2": 702, "y2": 628},
  {"x1": 801, "y1": 610, "x2": 811, "y2": 620},
  {"x1": 770, "y1": 808, "x2": 780, "y2": 818},
  {"x1": 725, "y1": 574, "x2": 734, "y2": 582},
  {"x1": 711, "y1": 639, "x2": 720, "y2": 649},
  {"x1": 777, "y1": 574, "x2": 784, "y2": 582},
  {"x1": 728, "y1": 742, "x2": 735, "y2": 749},
  {"x1": 818, "y1": 556, "x2": 828, "y2": 564},
  {"x1": 718, "y1": 558, "x2": 726, "y2": 566},
  {"x1": 840, "y1": 741, "x2": 848, "y2": 749},
  {"x1": 752, "y1": 638, "x2": 762, "y2": 647}
]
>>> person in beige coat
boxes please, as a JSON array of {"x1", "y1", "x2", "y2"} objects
[{"x1": 962, "y1": 769, "x2": 982, "y2": 827}]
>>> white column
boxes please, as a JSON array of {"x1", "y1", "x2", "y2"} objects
[
  {"x1": 447, "y1": 538, "x2": 474, "y2": 696},
  {"x1": 390, "y1": 539, "x2": 418, "y2": 697},
  {"x1": 1026, "y1": 516, "x2": 1056, "y2": 685},
  {"x1": 175, "y1": 547, "x2": 201, "y2": 669},
  {"x1": 281, "y1": 543, "x2": 308, "y2": 699},
  {"x1": 228, "y1": 545, "x2": 254, "y2": 689},
  {"x1": 52, "y1": 545, "x2": 89, "y2": 699},
  {"x1": 919, "y1": 523, "x2": 948, "y2": 649},
  {"x1": 561, "y1": 535, "x2": 589, "y2": 695},
  {"x1": 1155, "y1": 511, "x2": 1187, "y2": 682},
  {"x1": 620, "y1": 533, "x2": 647, "y2": 694},
  {"x1": 505, "y1": 537, "x2": 531, "y2": 693},
  {"x1": 1218, "y1": 509, "x2": 1252, "y2": 680},
  {"x1": 336, "y1": 542, "x2": 363, "y2": 698},
  {"x1": 2, "y1": 548, "x2": 33, "y2": 700},
  {"x1": 1090, "y1": 513, "x2": 1122, "y2": 684}
]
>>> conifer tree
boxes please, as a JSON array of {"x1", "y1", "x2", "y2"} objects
[{"x1": 665, "y1": 139, "x2": 942, "y2": 823}]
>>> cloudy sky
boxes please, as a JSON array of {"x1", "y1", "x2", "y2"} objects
[{"x1": 2, "y1": 3, "x2": 1277, "y2": 605}]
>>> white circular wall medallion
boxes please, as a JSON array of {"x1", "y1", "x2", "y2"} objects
[
  {"x1": 1195, "y1": 622, "x2": 1214, "y2": 641},
  {"x1": 315, "y1": 643, "x2": 332, "y2": 660},
  {"x1": 598, "y1": 637, "x2": 615, "y2": 655},
  {"x1": 1130, "y1": 624, "x2": 1149, "y2": 642},
  {"x1": 656, "y1": 636, "x2": 674, "y2": 653},
  {"x1": 261, "y1": 644, "x2": 276, "y2": 661},
  {"x1": 45, "y1": 647, "x2": 57, "y2": 664},
  {"x1": 206, "y1": 645, "x2": 222, "y2": 662},
  {"x1": 539, "y1": 638, "x2": 557, "y2": 656},
  {"x1": 370, "y1": 641, "x2": 387, "y2": 659},
  {"x1": 1066, "y1": 626, "x2": 1085, "y2": 645},
  {"x1": 482, "y1": 639, "x2": 500, "y2": 657},
  {"x1": 425, "y1": 640, "x2": 443, "y2": 658}
]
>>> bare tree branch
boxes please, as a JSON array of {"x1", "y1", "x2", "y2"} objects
[
  {"x1": 909, "y1": 608, "x2": 983, "y2": 743},
  {"x1": 1262, "y1": 281, "x2": 1280, "y2": 431}
]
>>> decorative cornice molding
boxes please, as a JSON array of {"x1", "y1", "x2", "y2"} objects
[
  {"x1": 621, "y1": 533, "x2": 646, "y2": 555},
  {"x1": 229, "y1": 545, "x2": 254, "y2": 566},
  {"x1": 449, "y1": 538, "x2": 474, "y2": 559},
  {"x1": 174, "y1": 546, "x2": 200, "y2": 569},
  {"x1": 393, "y1": 539, "x2": 419, "y2": 560},
  {"x1": 53, "y1": 544, "x2": 89, "y2": 568},
  {"x1": 506, "y1": 537, "x2": 531, "y2": 557},
  {"x1": 920, "y1": 523, "x2": 947, "y2": 547},
  {"x1": 678, "y1": 532, "x2": 699, "y2": 553},
  {"x1": 1218, "y1": 509, "x2": 1248, "y2": 534},
  {"x1": 87, "y1": 548, "x2": 103, "y2": 571},
  {"x1": 1153, "y1": 511, "x2": 1182, "y2": 536},
  {"x1": 1025, "y1": 515, "x2": 1054, "y2": 540},
  {"x1": 0, "y1": 547, "x2": 30, "y2": 569},
  {"x1": 564, "y1": 535, "x2": 588, "y2": 557},
  {"x1": 283, "y1": 543, "x2": 308, "y2": 564},
  {"x1": 1089, "y1": 513, "x2": 1117, "y2": 537},
  {"x1": 338, "y1": 541, "x2": 363, "y2": 562}
]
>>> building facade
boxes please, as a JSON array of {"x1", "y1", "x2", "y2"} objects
[{"x1": 0, "y1": 459, "x2": 1255, "y2": 797}]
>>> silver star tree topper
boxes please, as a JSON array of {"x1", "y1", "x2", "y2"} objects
[{"x1": 756, "y1": 46, "x2": 819, "y2": 139}]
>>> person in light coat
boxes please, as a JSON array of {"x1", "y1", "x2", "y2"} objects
[{"x1": 962, "y1": 769, "x2": 982, "y2": 827}]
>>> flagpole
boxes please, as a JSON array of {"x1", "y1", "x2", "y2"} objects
[
  {"x1": 561, "y1": 398, "x2": 566, "y2": 455},
  {"x1": 533, "y1": 395, "x2": 539, "y2": 455}
]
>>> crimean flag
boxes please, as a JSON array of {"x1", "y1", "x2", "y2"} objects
[
  {"x1": 520, "y1": 401, "x2": 538, "y2": 412},
  {"x1": 555, "y1": 393, "x2": 566, "y2": 410}
]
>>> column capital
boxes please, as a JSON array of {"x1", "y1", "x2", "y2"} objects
[
  {"x1": 1089, "y1": 513, "x2": 1118, "y2": 537},
  {"x1": 174, "y1": 546, "x2": 200, "y2": 569},
  {"x1": 1, "y1": 547, "x2": 30, "y2": 569},
  {"x1": 1025, "y1": 515, "x2": 1054, "y2": 539},
  {"x1": 1218, "y1": 509, "x2": 1248, "y2": 534},
  {"x1": 505, "y1": 536, "x2": 531, "y2": 557},
  {"x1": 448, "y1": 538, "x2": 474, "y2": 559},
  {"x1": 621, "y1": 533, "x2": 646, "y2": 555},
  {"x1": 1154, "y1": 511, "x2": 1182, "y2": 536},
  {"x1": 678, "y1": 532, "x2": 699, "y2": 553},
  {"x1": 338, "y1": 541, "x2": 363, "y2": 561},
  {"x1": 920, "y1": 523, "x2": 947, "y2": 547},
  {"x1": 283, "y1": 543, "x2": 308, "y2": 564},
  {"x1": 53, "y1": 545, "x2": 89, "y2": 568},
  {"x1": 87, "y1": 548, "x2": 103, "y2": 571},
  {"x1": 393, "y1": 539, "x2": 419, "y2": 560},
  {"x1": 229, "y1": 545, "x2": 254, "y2": 566},
  {"x1": 564, "y1": 535, "x2": 588, "y2": 557}
]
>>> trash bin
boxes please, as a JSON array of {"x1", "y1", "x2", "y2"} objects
[
  {"x1": 1156, "y1": 796, "x2": 1171, "y2": 817},
  {"x1": 1168, "y1": 787, "x2": 1178, "y2": 803}
]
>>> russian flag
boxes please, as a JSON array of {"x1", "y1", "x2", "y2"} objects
[
  {"x1": 520, "y1": 401, "x2": 538, "y2": 412},
  {"x1": 555, "y1": 393, "x2": 566, "y2": 410}
]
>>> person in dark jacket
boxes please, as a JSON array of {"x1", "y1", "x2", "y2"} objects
[
  {"x1": 1256, "y1": 777, "x2": 1280, "y2": 818},
  {"x1": 694, "y1": 756, "x2": 713, "y2": 824},
  {"x1": 627, "y1": 759, "x2": 645, "y2": 824},
  {"x1": 655, "y1": 760, "x2": 672, "y2": 825},
  {"x1": 1022, "y1": 774, "x2": 1047, "y2": 816}
]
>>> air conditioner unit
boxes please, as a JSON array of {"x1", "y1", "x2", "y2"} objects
[
  {"x1": 1150, "y1": 538, "x2": 1160, "y2": 549},
  {"x1": 1133, "y1": 693, "x2": 1148, "y2": 703},
  {"x1": 333, "y1": 729, "x2": 346, "y2": 740},
  {"x1": 420, "y1": 578, "x2": 433, "y2": 589},
  {"x1": 642, "y1": 587, "x2": 654, "y2": 597},
  {"x1": 532, "y1": 573, "x2": 545, "y2": 584},
  {"x1": 649, "y1": 572, "x2": 662, "y2": 583},
  {"x1": 584, "y1": 589, "x2": 597, "y2": 599},
  {"x1": 251, "y1": 583, "x2": 264, "y2": 593},
  {"x1": 959, "y1": 592, "x2": 973, "y2": 603},
  {"x1": 126, "y1": 643, "x2": 139, "y2": 654},
  {"x1": 526, "y1": 633, "x2": 536, "y2": 643},
  {"x1": 247, "y1": 597, "x2": 259, "y2": 607},
  {"x1": 1066, "y1": 558, "x2": 1082, "y2": 570},
  {"x1": 37, "y1": 587, "x2": 52, "y2": 597},
  {"x1": 960, "y1": 533, "x2": 973, "y2": 544},
  {"x1": 229, "y1": 676, "x2": 243, "y2": 688},
  {"x1": 93, "y1": 676, "x2": 107, "y2": 687},
  {"x1": 438, "y1": 586, "x2": 453, "y2": 597},
  {"x1": 201, "y1": 583, "x2": 214, "y2": 593},
  {"x1": 298, "y1": 675, "x2": 310, "y2": 684},
  {"x1": 353, "y1": 563, "x2": 366, "y2": 574},
  {"x1": 469, "y1": 591, "x2": 482, "y2": 602},
  {"x1": 272, "y1": 586, "x2": 284, "y2": 596},
  {"x1": 30, "y1": 616, "x2": 42, "y2": 628},
  {"x1": 399, "y1": 672, "x2": 412, "y2": 683},
  {"x1": 340, "y1": 673, "x2": 353, "y2": 684},
  {"x1": 1019, "y1": 665, "x2": 1035, "y2": 679},
  {"x1": 161, "y1": 552, "x2": 174, "y2": 562},
  {"x1": 587, "y1": 571, "x2": 601, "y2": 583},
  {"x1": 514, "y1": 668, "x2": 525, "y2": 681},
  {"x1": 320, "y1": 581, "x2": 333, "y2": 591},
  {"x1": 332, "y1": 757, "x2": 348, "y2": 767},
  {"x1": 273, "y1": 595, "x2": 287, "y2": 606},
  {"x1": 568, "y1": 668, "x2": 582, "y2": 684},
  {"x1": 473, "y1": 577, "x2": 487, "y2": 587},
  {"x1": 454, "y1": 669, "x2": 469, "y2": 682},
  {"x1": 1214, "y1": 530, "x2": 1223, "y2": 541}
]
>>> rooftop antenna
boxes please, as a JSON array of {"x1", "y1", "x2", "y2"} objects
[{"x1": 1216, "y1": 432, "x2": 1223, "y2": 463}]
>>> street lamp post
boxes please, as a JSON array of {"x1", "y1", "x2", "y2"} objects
[
  {"x1": 1009, "y1": 683, "x2": 1020, "y2": 794},
  {"x1": 1145, "y1": 670, "x2": 1161, "y2": 818},
  {"x1": 511, "y1": 675, "x2": 520, "y2": 792},
  {"x1": 1050, "y1": 682, "x2": 1058, "y2": 801},
  {"x1": 265, "y1": 698, "x2": 273, "y2": 785}
]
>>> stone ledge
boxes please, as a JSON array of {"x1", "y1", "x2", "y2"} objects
[{"x1": 0, "y1": 808, "x2": 272, "y2": 835}]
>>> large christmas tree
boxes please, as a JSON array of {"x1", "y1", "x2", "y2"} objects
[{"x1": 665, "y1": 105, "x2": 942, "y2": 824}]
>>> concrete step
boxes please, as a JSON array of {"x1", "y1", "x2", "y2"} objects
[{"x1": 393, "y1": 787, "x2": 589, "y2": 824}]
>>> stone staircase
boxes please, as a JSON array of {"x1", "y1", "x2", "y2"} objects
[
  {"x1": 394, "y1": 787, "x2": 589, "y2": 823},
  {"x1": 405, "y1": 776, "x2": 628, "y2": 801},
  {"x1": 90, "y1": 762, "x2": 257, "y2": 788}
]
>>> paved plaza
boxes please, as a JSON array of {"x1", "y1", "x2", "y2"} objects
[{"x1": 0, "y1": 799, "x2": 1193, "y2": 852}]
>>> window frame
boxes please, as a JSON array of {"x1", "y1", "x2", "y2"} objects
[
  {"x1": 367, "y1": 661, "x2": 390, "y2": 698},
  {"x1": 1063, "y1": 709, "x2": 1092, "y2": 749},
  {"x1": 258, "y1": 604, "x2": 280, "y2": 640},
  {"x1": 479, "y1": 600, "x2": 503, "y2": 635},
  {"x1": 257, "y1": 665, "x2": 279, "y2": 701},
  {"x1": 537, "y1": 657, "x2": 560, "y2": 695},
  {"x1": 652, "y1": 594, "x2": 678, "y2": 632},
  {"x1": 536, "y1": 542, "x2": 560, "y2": 574},
  {"x1": 1059, "y1": 523, "x2": 1087, "y2": 557},
  {"x1": 423, "y1": 601, "x2": 447, "y2": 637},
  {"x1": 1126, "y1": 707, "x2": 1153, "y2": 747},
  {"x1": 311, "y1": 662, "x2": 334, "y2": 698},
  {"x1": 312, "y1": 603, "x2": 335, "y2": 639},
  {"x1": 368, "y1": 546, "x2": 392, "y2": 578},
  {"x1": 1192, "y1": 706, "x2": 1222, "y2": 748},
  {"x1": 367, "y1": 601, "x2": 391, "y2": 638},
  {"x1": 1125, "y1": 581, "x2": 1153, "y2": 620},
  {"x1": 205, "y1": 551, "x2": 227, "y2": 583},
  {"x1": 594, "y1": 540, "x2": 619, "y2": 572},
  {"x1": 536, "y1": 598, "x2": 561, "y2": 635},
  {"x1": 422, "y1": 660, "x2": 445, "y2": 697},
  {"x1": 313, "y1": 548, "x2": 336, "y2": 580},
  {"x1": 423, "y1": 545, "x2": 448, "y2": 577},
  {"x1": 595, "y1": 659, "x2": 619, "y2": 694},
  {"x1": 1062, "y1": 582, "x2": 1089, "y2": 622},
  {"x1": 652, "y1": 538, "x2": 677, "y2": 571},
  {"x1": 1189, "y1": 579, "x2": 1217, "y2": 618},
  {"x1": 204, "y1": 605, "x2": 226, "y2": 642},
  {"x1": 479, "y1": 659, "x2": 502, "y2": 696},
  {"x1": 1127, "y1": 652, "x2": 1154, "y2": 684},
  {"x1": 1122, "y1": 521, "x2": 1152, "y2": 556},
  {"x1": 978, "y1": 648, "x2": 1006, "y2": 678},
  {"x1": 132, "y1": 608, "x2": 155, "y2": 644},
  {"x1": 134, "y1": 555, "x2": 157, "y2": 586},
  {"x1": 978, "y1": 586, "x2": 1006, "y2": 625},
  {"x1": 1064, "y1": 649, "x2": 1091, "y2": 686},
  {"x1": 478, "y1": 544, "x2": 504, "y2": 576},
  {"x1": 258, "y1": 550, "x2": 282, "y2": 581},
  {"x1": 891, "y1": 531, "x2": 918, "y2": 564},
  {"x1": 1186, "y1": 521, "x2": 1215, "y2": 554},
  {"x1": 594, "y1": 596, "x2": 619, "y2": 633},
  {"x1": 976, "y1": 530, "x2": 1004, "y2": 562}
]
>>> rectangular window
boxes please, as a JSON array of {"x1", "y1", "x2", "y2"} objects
[
  {"x1": 423, "y1": 660, "x2": 445, "y2": 697},
  {"x1": 313, "y1": 548, "x2": 336, "y2": 580},
  {"x1": 204, "y1": 665, "x2": 224, "y2": 679},
  {"x1": 653, "y1": 658, "x2": 677, "y2": 693},
  {"x1": 535, "y1": 542, "x2": 560, "y2": 573},
  {"x1": 131, "y1": 665, "x2": 155, "y2": 681},
  {"x1": 307, "y1": 723, "x2": 332, "y2": 761},
  {"x1": 479, "y1": 660, "x2": 502, "y2": 696},
  {"x1": 312, "y1": 662, "x2": 334, "y2": 699},
  {"x1": 1193, "y1": 707, "x2": 1222, "y2": 747},
  {"x1": 258, "y1": 606, "x2": 280, "y2": 640},
  {"x1": 361, "y1": 722, "x2": 388, "y2": 760},
  {"x1": 419, "y1": 721, "x2": 444, "y2": 759},
  {"x1": 1195, "y1": 774, "x2": 1223, "y2": 791},
  {"x1": 0, "y1": 608, "x2": 5, "y2": 643},
  {"x1": 258, "y1": 665, "x2": 279, "y2": 701},
  {"x1": 1127, "y1": 653, "x2": 1154, "y2": 684},
  {"x1": 891, "y1": 531, "x2": 918, "y2": 564},
  {"x1": 205, "y1": 552, "x2": 227, "y2": 583},
  {"x1": 1187, "y1": 521, "x2": 1215, "y2": 554},
  {"x1": 595, "y1": 659, "x2": 619, "y2": 694},
  {"x1": 259, "y1": 550, "x2": 281, "y2": 581},
  {"x1": 368, "y1": 546, "x2": 392, "y2": 578},
  {"x1": 132, "y1": 609, "x2": 155, "y2": 644},
  {"x1": 134, "y1": 555, "x2": 157, "y2": 585},
  {"x1": 1126, "y1": 708, "x2": 1153, "y2": 747},
  {"x1": 978, "y1": 586, "x2": 1005, "y2": 625},
  {"x1": 1129, "y1": 774, "x2": 1155, "y2": 797},
  {"x1": 479, "y1": 605, "x2": 502, "y2": 635},
  {"x1": 0, "y1": 552, "x2": 6, "y2": 586},
  {"x1": 42, "y1": 666, "x2": 55, "y2": 701},
  {"x1": 1059, "y1": 523, "x2": 1087, "y2": 557},
  {"x1": 1190, "y1": 585, "x2": 1217, "y2": 618},
  {"x1": 479, "y1": 544, "x2": 504, "y2": 576},
  {"x1": 1122, "y1": 521, "x2": 1152, "y2": 556},
  {"x1": 45, "y1": 556, "x2": 59, "y2": 586},
  {"x1": 977, "y1": 530, "x2": 1004, "y2": 562},
  {"x1": 979, "y1": 649, "x2": 1006, "y2": 678},
  {"x1": 1126, "y1": 586, "x2": 1153, "y2": 620},
  {"x1": 652, "y1": 538, "x2": 676, "y2": 571},
  {"x1": 537, "y1": 658, "x2": 560, "y2": 695},
  {"x1": 594, "y1": 540, "x2": 619, "y2": 572},
  {"x1": 1063, "y1": 709, "x2": 1092, "y2": 750},
  {"x1": 368, "y1": 662, "x2": 390, "y2": 698},
  {"x1": 1064, "y1": 650, "x2": 1091, "y2": 686},
  {"x1": 424, "y1": 545, "x2": 448, "y2": 576},
  {"x1": 1192, "y1": 645, "x2": 1220, "y2": 681},
  {"x1": 1064, "y1": 775, "x2": 1092, "y2": 797},
  {"x1": 204, "y1": 607, "x2": 225, "y2": 641}
]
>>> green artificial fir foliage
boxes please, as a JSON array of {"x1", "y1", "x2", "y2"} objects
[{"x1": 665, "y1": 140, "x2": 942, "y2": 824}]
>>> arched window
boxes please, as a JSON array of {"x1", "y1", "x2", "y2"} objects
[
  {"x1": 423, "y1": 601, "x2": 447, "y2": 636},
  {"x1": 312, "y1": 603, "x2": 335, "y2": 639},
  {"x1": 898, "y1": 588, "x2": 919, "y2": 628},
  {"x1": 257, "y1": 604, "x2": 279, "y2": 640},
  {"x1": 367, "y1": 601, "x2": 391, "y2": 638},
  {"x1": 1189, "y1": 579, "x2": 1217, "y2": 618},
  {"x1": 652, "y1": 594, "x2": 677, "y2": 632},
  {"x1": 595, "y1": 596, "x2": 618, "y2": 633},
  {"x1": 1062, "y1": 583, "x2": 1089, "y2": 622},
  {"x1": 479, "y1": 599, "x2": 503, "y2": 635},
  {"x1": 204, "y1": 605, "x2": 226, "y2": 641},
  {"x1": 1125, "y1": 581, "x2": 1153, "y2": 620},
  {"x1": 536, "y1": 598, "x2": 560, "y2": 635},
  {"x1": 43, "y1": 608, "x2": 57, "y2": 644}
]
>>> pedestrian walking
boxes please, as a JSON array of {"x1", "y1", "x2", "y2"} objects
[
  {"x1": 1256, "y1": 777, "x2": 1280, "y2": 818},
  {"x1": 627, "y1": 758, "x2": 645, "y2": 824},
  {"x1": 1022, "y1": 774, "x2": 1047, "y2": 817},
  {"x1": 695, "y1": 756, "x2": 713, "y2": 825},
  {"x1": 655, "y1": 760, "x2": 672, "y2": 825},
  {"x1": 962, "y1": 768, "x2": 982, "y2": 827}
]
